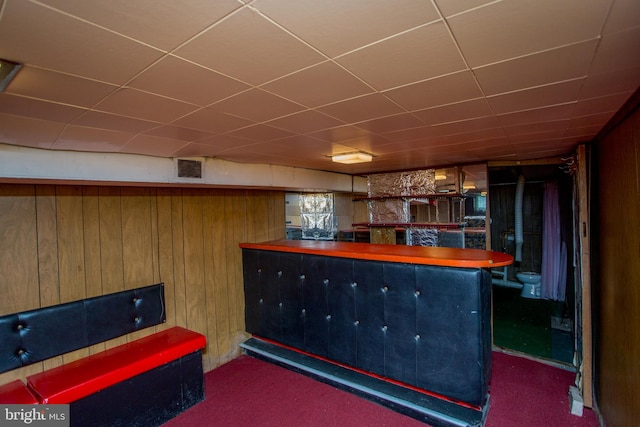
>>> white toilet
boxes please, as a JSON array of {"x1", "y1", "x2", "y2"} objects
[{"x1": 516, "y1": 272, "x2": 541, "y2": 299}]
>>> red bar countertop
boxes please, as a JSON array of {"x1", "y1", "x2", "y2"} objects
[{"x1": 240, "y1": 240, "x2": 513, "y2": 268}]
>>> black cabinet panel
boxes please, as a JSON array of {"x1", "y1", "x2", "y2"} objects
[
  {"x1": 353, "y1": 259, "x2": 385, "y2": 375},
  {"x1": 326, "y1": 257, "x2": 357, "y2": 366}
]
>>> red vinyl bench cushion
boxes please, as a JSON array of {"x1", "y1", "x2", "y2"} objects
[
  {"x1": 26, "y1": 326, "x2": 206, "y2": 404},
  {"x1": 0, "y1": 380, "x2": 39, "y2": 404}
]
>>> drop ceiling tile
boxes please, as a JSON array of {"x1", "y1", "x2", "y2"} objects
[
  {"x1": 480, "y1": 152, "x2": 520, "y2": 162},
  {"x1": 177, "y1": 141, "x2": 273, "y2": 159},
  {"x1": 336, "y1": 22, "x2": 466, "y2": 91},
  {"x1": 573, "y1": 92, "x2": 633, "y2": 117},
  {"x1": 172, "y1": 108, "x2": 253, "y2": 133},
  {"x1": 364, "y1": 141, "x2": 411, "y2": 156},
  {"x1": 497, "y1": 104, "x2": 576, "y2": 127},
  {"x1": 511, "y1": 138, "x2": 576, "y2": 154},
  {"x1": 174, "y1": 7, "x2": 325, "y2": 86},
  {"x1": 384, "y1": 71, "x2": 483, "y2": 111},
  {"x1": 379, "y1": 137, "x2": 438, "y2": 151},
  {"x1": 0, "y1": 114, "x2": 63, "y2": 149},
  {"x1": 171, "y1": 142, "x2": 224, "y2": 158},
  {"x1": 474, "y1": 40, "x2": 598, "y2": 96},
  {"x1": 433, "y1": 0, "x2": 497, "y2": 18},
  {"x1": 487, "y1": 79, "x2": 584, "y2": 115},
  {"x1": 289, "y1": 155, "x2": 336, "y2": 169},
  {"x1": 383, "y1": 125, "x2": 444, "y2": 143},
  {"x1": 445, "y1": 136, "x2": 511, "y2": 153},
  {"x1": 253, "y1": 0, "x2": 440, "y2": 58},
  {"x1": 128, "y1": 56, "x2": 250, "y2": 107},
  {"x1": 318, "y1": 94, "x2": 405, "y2": 124},
  {"x1": 144, "y1": 125, "x2": 216, "y2": 142},
  {"x1": 309, "y1": 125, "x2": 378, "y2": 143},
  {"x1": 356, "y1": 113, "x2": 426, "y2": 134},
  {"x1": 507, "y1": 129, "x2": 567, "y2": 144},
  {"x1": 431, "y1": 117, "x2": 502, "y2": 138},
  {"x1": 261, "y1": 61, "x2": 373, "y2": 108},
  {"x1": 189, "y1": 134, "x2": 259, "y2": 153},
  {"x1": 567, "y1": 111, "x2": 616, "y2": 129},
  {"x1": 357, "y1": 142, "x2": 402, "y2": 155},
  {"x1": 248, "y1": 137, "x2": 334, "y2": 157},
  {"x1": 448, "y1": 0, "x2": 611, "y2": 67},
  {"x1": 397, "y1": 144, "x2": 459, "y2": 159},
  {"x1": 37, "y1": 0, "x2": 243, "y2": 51},
  {"x1": 0, "y1": 0, "x2": 164, "y2": 84},
  {"x1": 333, "y1": 134, "x2": 395, "y2": 155},
  {"x1": 457, "y1": 137, "x2": 513, "y2": 152},
  {"x1": 433, "y1": 127, "x2": 506, "y2": 146},
  {"x1": 503, "y1": 120, "x2": 570, "y2": 137},
  {"x1": 564, "y1": 125, "x2": 603, "y2": 138},
  {"x1": 54, "y1": 125, "x2": 133, "y2": 152},
  {"x1": 579, "y1": 67, "x2": 640, "y2": 99},
  {"x1": 513, "y1": 147, "x2": 564, "y2": 160},
  {"x1": 226, "y1": 124, "x2": 295, "y2": 142},
  {"x1": 602, "y1": 0, "x2": 640, "y2": 35},
  {"x1": 72, "y1": 111, "x2": 160, "y2": 133},
  {"x1": 94, "y1": 88, "x2": 199, "y2": 123},
  {"x1": 209, "y1": 89, "x2": 304, "y2": 122},
  {"x1": 6, "y1": 66, "x2": 118, "y2": 108},
  {"x1": 122, "y1": 134, "x2": 188, "y2": 157},
  {"x1": 0, "y1": 94, "x2": 86, "y2": 123},
  {"x1": 266, "y1": 110, "x2": 344, "y2": 134},
  {"x1": 589, "y1": 27, "x2": 640, "y2": 75},
  {"x1": 469, "y1": 152, "x2": 517, "y2": 163},
  {"x1": 413, "y1": 98, "x2": 493, "y2": 125}
]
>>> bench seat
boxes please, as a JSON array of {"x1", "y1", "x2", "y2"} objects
[
  {"x1": 0, "y1": 380, "x2": 39, "y2": 404},
  {"x1": 27, "y1": 326, "x2": 206, "y2": 404}
]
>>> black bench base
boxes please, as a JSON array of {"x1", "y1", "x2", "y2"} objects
[
  {"x1": 241, "y1": 338, "x2": 488, "y2": 427},
  {"x1": 70, "y1": 351, "x2": 204, "y2": 427}
]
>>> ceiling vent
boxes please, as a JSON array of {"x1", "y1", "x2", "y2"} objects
[{"x1": 175, "y1": 158, "x2": 203, "y2": 179}]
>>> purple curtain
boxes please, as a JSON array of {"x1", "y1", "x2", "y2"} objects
[{"x1": 541, "y1": 181, "x2": 566, "y2": 301}]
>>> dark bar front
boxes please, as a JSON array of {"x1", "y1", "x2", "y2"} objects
[{"x1": 240, "y1": 240, "x2": 512, "y2": 425}]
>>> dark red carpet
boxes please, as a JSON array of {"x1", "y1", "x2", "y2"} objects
[{"x1": 163, "y1": 352, "x2": 600, "y2": 426}]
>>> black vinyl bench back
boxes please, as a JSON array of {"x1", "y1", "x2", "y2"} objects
[{"x1": 0, "y1": 283, "x2": 165, "y2": 374}]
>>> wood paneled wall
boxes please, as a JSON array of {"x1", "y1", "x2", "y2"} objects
[
  {"x1": 0, "y1": 184, "x2": 285, "y2": 385},
  {"x1": 594, "y1": 98, "x2": 640, "y2": 426}
]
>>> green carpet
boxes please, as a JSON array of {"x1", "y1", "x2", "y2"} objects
[{"x1": 493, "y1": 286, "x2": 572, "y2": 363}]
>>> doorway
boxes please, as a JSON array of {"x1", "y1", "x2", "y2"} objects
[{"x1": 488, "y1": 164, "x2": 575, "y2": 365}]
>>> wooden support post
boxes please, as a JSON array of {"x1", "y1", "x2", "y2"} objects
[{"x1": 577, "y1": 144, "x2": 593, "y2": 408}]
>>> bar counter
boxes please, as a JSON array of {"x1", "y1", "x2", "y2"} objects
[
  {"x1": 239, "y1": 239, "x2": 513, "y2": 426},
  {"x1": 239, "y1": 239, "x2": 512, "y2": 268}
]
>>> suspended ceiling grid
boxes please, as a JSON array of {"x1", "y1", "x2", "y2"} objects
[{"x1": 0, "y1": 0, "x2": 638, "y2": 176}]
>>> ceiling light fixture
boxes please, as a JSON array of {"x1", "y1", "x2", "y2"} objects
[
  {"x1": 0, "y1": 58, "x2": 23, "y2": 92},
  {"x1": 331, "y1": 152, "x2": 373, "y2": 164}
]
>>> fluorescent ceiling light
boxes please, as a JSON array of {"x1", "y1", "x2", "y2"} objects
[
  {"x1": 0, "y1": 59, "x2": 22, "y2": 92},
  {"x1": 435, "y1": 173, "x2": 447, "y2": 180},
  {"x1": 331, "y1": 152, "x2": 372, "y2": 164}
]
